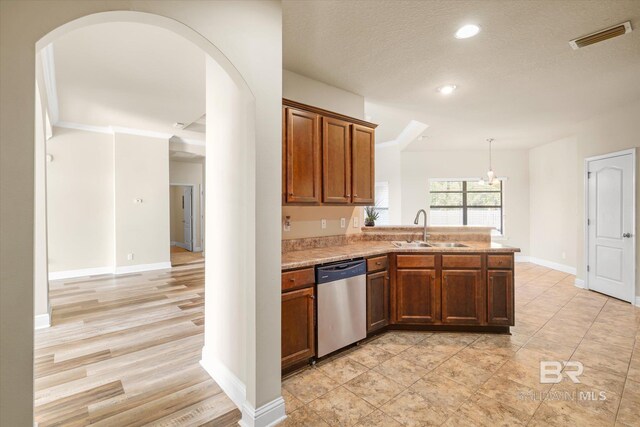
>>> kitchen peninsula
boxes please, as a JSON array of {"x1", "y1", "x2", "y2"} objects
[{"x1": 281, "y1": 226, "x2": 520, "y2": 371}]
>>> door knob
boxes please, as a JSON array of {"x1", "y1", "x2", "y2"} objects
[{"x1": 623, "y1": 233, "x2": 632, "y2": 238}]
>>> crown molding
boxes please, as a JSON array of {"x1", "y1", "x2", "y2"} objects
[{"x1": 54, "y1": 121, "x2": 205, "y2": 146}]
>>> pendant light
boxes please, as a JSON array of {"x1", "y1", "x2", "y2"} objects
[{"x1": 479, "y1": 138, "x2": 495, "y2": 185}]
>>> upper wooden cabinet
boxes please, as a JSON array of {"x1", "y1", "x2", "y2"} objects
[
  {"x1": 284, "y1": 107, "x2": 322, "y2": 204},
  {"x1": 322, "y1": 117, "x2": 351, "y2": 203},
  {"x1": 283, "y1": 99, "x2": 377, "y2": 206},
  {"x1": 351, "y1": 125, "x2": 375, "y2": 205}
]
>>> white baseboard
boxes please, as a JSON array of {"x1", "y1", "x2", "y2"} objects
[
  {"x1": 574, "y1": 278, "x2": 586, "y2": 289},
  {"x1": 240, "y1": 397, "x2": 286, "y2": 427},
  {"x1": 194, "y1": 246, "x2": 202, "y2": 252},
  {"x1": 50, "y1": 262, "x2": 173, "y2": 280},
  {"x1": 48, "y1": 266, "x2": 113, "y2": 281},
  {"x1": 34, "y1": 308, "x2": 51, "y2": 330},
  {"x1": 635, "y1": 296, "x2": 640, "y2": 307},
  {"x1": 114, "y1": 262, "x2": 172, "y2": 275},
  {"x1": 527, "y1": 257, "x2": 577, "y2": 275},
  {"x1": 200, "y1": 348, "x2": 246, "y2": 410},
  {"x1": 200, "y1": 348, "x2": 285, "y2": 427}
]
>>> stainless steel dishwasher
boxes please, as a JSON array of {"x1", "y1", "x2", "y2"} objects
[{"x1": 316, "y1": 259, "x2": 367, "y2": 357}]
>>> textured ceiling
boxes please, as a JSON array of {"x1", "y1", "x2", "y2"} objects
[
  {"x1": 284, "y1": 0, "x2": 640, "y2": 150},
  {"x1": 53, "y1": 22, "x2": 205, "y2": 137}
]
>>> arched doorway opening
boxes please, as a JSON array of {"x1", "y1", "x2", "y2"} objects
[{"x1": 28, "y1": 10, "x2": 282, "y2": 427}]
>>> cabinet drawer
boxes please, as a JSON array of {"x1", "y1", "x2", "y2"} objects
[
  {"x1": 282, "y1": 268, "x2": 315, "y2": 292},
  {"x1": 442, "y1": 255, "x2": 482, "y2": 269},
  {"x1": 487, "y1": 255, "x2": 513, "y2": 269},
  {"x1": 367, "y1": 256, "x2": 388, "y2": 272},
  {"x1": 396, "y1": 255, "x2": 436, "y2": 269}
]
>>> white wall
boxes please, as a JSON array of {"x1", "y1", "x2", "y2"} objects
[
  {"x1": 114, "y1": 133, "x2": 170, "y2": 270},
  {"x1": 170, "y1": 160, "x2": 204, "y2": 251},
  {"x1": 34, "y1": 82, "x2": 49, "y2": 322},
  {"x1": 46, "y1": 127, "x2": 115, "y2": 272},
  {"x1": 283, "y1": 69, "x2": 364, "y2": 119},
  {"x1": 400, "y1": 149, "x2": 531, "y2": 255},
  {"x1": 529, "y1": 136, "x2": 578, "y2": 269},
  {"x1": 1, "y1": 4, "x2": 282, "y2": 424}
]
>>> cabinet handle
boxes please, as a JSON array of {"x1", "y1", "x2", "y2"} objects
[
  {"x1": 376, "y1": 262, "x2": 382, "y2": 265},
  {"x1": 288, "y1": 192, "x2": 293, "y2": 196},
  {"x1": 309, "y1": 295, "x2": 315, "y2": 299},
  {"x1": 289, "y1": 278, "x2": 296, "y2": 282}
]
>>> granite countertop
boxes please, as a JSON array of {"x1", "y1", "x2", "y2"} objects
[{"x1": 282, "y1": 240, "x2": 520, "y2": 270}]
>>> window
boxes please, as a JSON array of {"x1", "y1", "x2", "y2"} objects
[
  {"x1": 429, "y1": 179, "x2": 503, "y2": 235},
  {"x1": 374, "y1": 182, "x2": 390, "y2": 225}
]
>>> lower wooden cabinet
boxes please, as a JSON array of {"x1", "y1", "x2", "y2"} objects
[
  {"x1": 395, "y1": 269, "x2": 439, "y2": 324},
  {"x1": 366, "y1": 270, "x2": 389, "y2": 332},
  {"x1": 441, "y1": 270, "x2": 485, "y2": 325},
  {"x1": 487, "y1": 270, "x2": 514, "y2": 325},
  {"x1": 281, "y1": 287, "x2": 315, "y2": 369}
]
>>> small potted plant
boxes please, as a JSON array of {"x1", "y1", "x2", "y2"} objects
[{"x1": 364, "y1": 206, "x2": 379, "y2": 227}]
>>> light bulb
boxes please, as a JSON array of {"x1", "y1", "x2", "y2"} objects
[
  {"x1": 455, "y1": 24, "x2": 481, "y2": 39},
  {"x1": 438, "y1": 85, "x2": 457, "y2": 95}
]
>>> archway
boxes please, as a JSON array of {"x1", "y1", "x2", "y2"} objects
[{"x1": 26, "y1": 9, "x2": 282, "y2": 427}]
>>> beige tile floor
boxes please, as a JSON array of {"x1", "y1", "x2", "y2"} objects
[{"x1": 281, "y1": 263, "x2": 640, "y2": 426}]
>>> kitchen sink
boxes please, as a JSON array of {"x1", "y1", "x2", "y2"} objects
[
  {"x1": 427, "y1": 242, "x2": 468, "y2": 248},
  {"x1": 392, "y1": 241, "x2": 431, "y2": 248}
]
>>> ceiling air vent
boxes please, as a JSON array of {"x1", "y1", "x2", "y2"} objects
[{"x1": 570, "y1": 21, "x2": 632, "y2": 49}]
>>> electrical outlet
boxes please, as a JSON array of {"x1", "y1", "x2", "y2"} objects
[
  {"x1": 353, "y1": 217, "x2": 359, "y2": 228},
  {"x1": 340, "y1": 218, "x2": 346, "y2": 228},
  {"x1": 127, "y1": 253, "x2": 134, "y2": 261},
  {"x1": 321, "y1": 219, "x2": 327, "y2": 229},
  {"x1": 283, "y1": 222, "x2": 290, "y2": 232}
]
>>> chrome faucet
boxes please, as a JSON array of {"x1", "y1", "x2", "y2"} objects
[{"x1": 414, "y1": 209, "x2": 429, "y2": 242}]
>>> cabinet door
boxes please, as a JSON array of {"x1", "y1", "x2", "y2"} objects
[
  {"x1": 487, "y1": 270, "x2": 514, "y2": 326},
  {"x1": 285, "y1": 108, "x2": 321, "y2": 203},
  {"x1": 351, "y1": 124, "x2": 375, "y2": 204},
  {"x1": 441, "y1": 270, "x2": 485, "y2": 325},
  {"x1": 367, "y1": 271, "x2": 389, "y2": 332},
  {"x1": 396, "y1": 269, "x2": 439, "y2": 324},
  {"x1": 322, "y1": 117, "x2": 351, "y2": 203},
  {"x1": 282, "y1": 287, "x2": 315, "y2": 369}
]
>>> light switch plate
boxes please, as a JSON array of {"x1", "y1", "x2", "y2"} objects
[
  {"x1": 340, "y1": 218, "x2": 346, "y2": 228},
  {"x1": 321, "y1": 219, "x2": 327, "y2": 229},
  {"x1": 353, "y1": 217, "x2": 359, "y2": 228},
  {"x1": 127, "y1": 253, "x2": 134, "y2": 261}
]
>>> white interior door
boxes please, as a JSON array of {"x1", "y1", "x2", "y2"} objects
[
  {"x1": 183, "y1": 187, "x2": 193, "y2": 252},
  {"x1": 587, "y1": 151, "x2": 635, "y2": 302}
]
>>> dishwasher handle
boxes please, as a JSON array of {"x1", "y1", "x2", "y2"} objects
[{"x1": 316, "y1": 259, "x2": 366, "y2": 284}]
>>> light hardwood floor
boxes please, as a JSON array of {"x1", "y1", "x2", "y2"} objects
[
  {"x1": 171, "y1": 246, "x2": 205, "y2": 267},
  {"x1": 35, "y1": 262, "x2": 239, "y2": 427}
]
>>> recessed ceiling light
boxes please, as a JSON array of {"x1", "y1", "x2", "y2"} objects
[
  {"x1": 437, "y1": 85, "x2": 457, "y2": 95},
  {"x1": 455, "y1": 24, "x2": 480, "y2": 39}
]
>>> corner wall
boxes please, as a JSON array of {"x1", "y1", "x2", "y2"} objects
[
  {"x1": 528, "y1": 136, "x2": 578, "y2": 272},
  {"x1": 528, "y1": 100, "x2": 639, "y2": 297}
]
